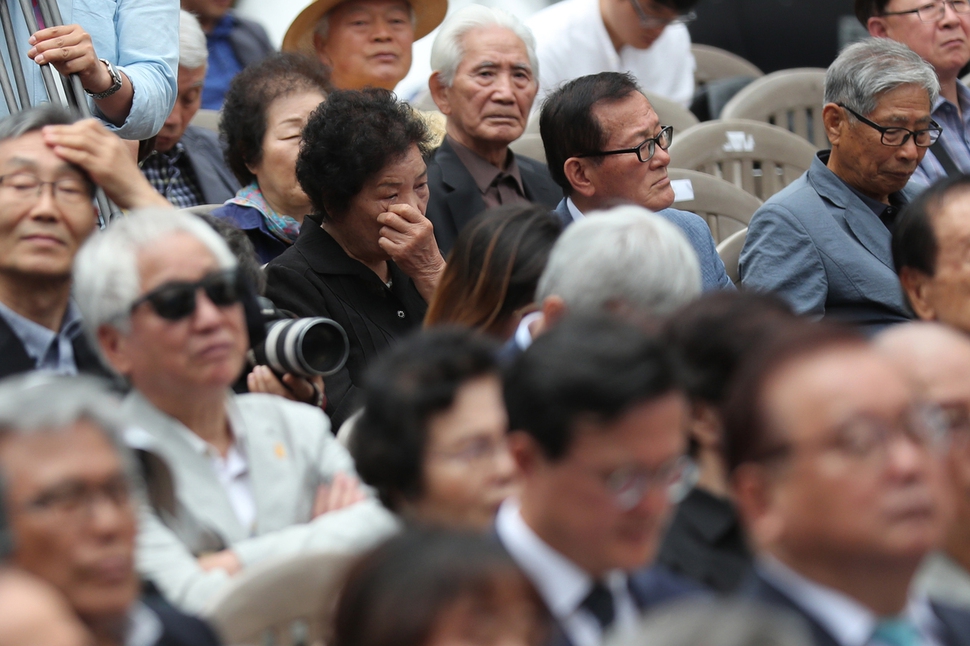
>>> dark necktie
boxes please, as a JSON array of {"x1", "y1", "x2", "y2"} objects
[{"x1": 580, "y1": 582, "x2": 615, "y2": 630}]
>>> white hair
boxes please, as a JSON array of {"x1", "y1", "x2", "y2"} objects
[
  {"x1": 73, "y1": 209, "x2": 237, "y2": 349},
  {"x1": 430, "y1": 5, "x2": 539, "y2": 88},
  {"x1": 179, "y1": 10, "x2": 208, "y2": 71},
  {"x1": 536, "y1": 206, "x2": 702, "y2": 317}
]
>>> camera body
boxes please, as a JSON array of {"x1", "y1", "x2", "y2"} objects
[{"x1": 251, "y1": 297, "x2": 350, "y2": 378}]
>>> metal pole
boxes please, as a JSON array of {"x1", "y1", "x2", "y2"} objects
[
  {"x1": 15, "y1": 0, "x2": 58, "y2": 105},
  {"x1": 36, "y1": 0, "x2": 84, "y2": 114},
  {"x1": 0, "y1": 0, "x2": 29, "y2": 110},
  {"x1": 0, "y1": 44, "x2": 19, "y2": 113}
]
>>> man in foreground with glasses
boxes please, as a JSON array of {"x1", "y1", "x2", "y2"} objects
[
  {"x1": 539, "y1": 71, "x2": 731, "y2": 292},
  {"x1": 0, "y1": 375, "x2": 220, "y2": 646},
  {"x1": 859, "y1": 0, "x2": 970, "y2": 185},
  {"x1": 73, "y1": 211, "x2": 397, "y2": 612},
  {"x1": 0, "y1": 105, "x2": 171, "y2": 381},
  {"x1": 878, "y1": 323, "x2": 970, "y2": 609},
  {"x1": 527, "y1": 0, "x2": 698, "y2": 108},
  {"x1": 724, "y1": 322, "x2": 970, "y2": 646},
  {"x1": 740, "y1": 38, "x2": 940, "y2": 332},
  {"x1": 497, "y1": 315, "x2": 701, "y2": 646}
]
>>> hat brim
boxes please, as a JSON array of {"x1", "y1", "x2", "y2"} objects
[{"x1": 282, "y1": 0, "x2": 447, "y2": 58}]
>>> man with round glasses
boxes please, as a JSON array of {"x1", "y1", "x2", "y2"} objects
[
  {"x1": 859, "y1": 0, "x2": 970, "y2": 185},
  {"x1": 527, "y1": 0, "x2": 699, "y2": 108},
  {"x1": 540, "y1": 71, "x2": 732, "y2": 292},
  {"x1": 740, "y1": 38, "x2": 940, "y2": 332},
  {"x1": 497, "y1": 315, "x2": 701, "y2": 646}
]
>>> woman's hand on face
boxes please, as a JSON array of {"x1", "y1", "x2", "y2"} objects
[
  {"x1": 377, "y1": 203, "x2": 446, "y2": 302},
  {"x1": 312, "y1": 473, "x2": 367, "y2": 517},
  {"x1": 247, "y1": 365, "x2": 326, "y2": 409}
]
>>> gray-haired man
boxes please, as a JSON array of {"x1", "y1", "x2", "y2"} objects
[
  {"x1": 740, "y1": 37, "x2": 941, "y2": 333},
  {"x1": 0, "y1": 374, "x2": 219, "y2": 646},
  {"x1": 424, "y1": 5, "x2": 562, "y2": 255}
]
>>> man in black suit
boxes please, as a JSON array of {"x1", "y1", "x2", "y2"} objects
[
  {"x1": 141, "y1": 11, "x2": 240, "y2": 209},
  {"x1": 0, "y1": 375, "x2": 220, "y2": 646},
  {"x1": 499, "y1": 316, "x2": 701, "y2": 646},
  {"x1": 424, "y1": 5, "x2": 562, "y2": 255},
  {"x1": 0, "y1": 106, "x2": 172, "y2": 381},
  {"x1": 723, "y1": 322, "x2": 970, "y2": 646}
]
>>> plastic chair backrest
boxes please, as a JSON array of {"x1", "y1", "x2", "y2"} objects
[
  {"x1": 716, "y1": 228, "x2": 747, "y2": 287},
  {"x1": 721, "y1": 68, "x2": 828, "y2": 148},
  {"x1": 692, "y1": 44, "x2": 764, "y2": 86},
  {"x1": 668, "y1": 168, "x2": 762, "y2": 244}
]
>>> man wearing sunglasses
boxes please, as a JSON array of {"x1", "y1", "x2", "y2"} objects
[
  {"x1": 498, "y1": 315, "x2": 701, "y2": 646},
  {"x1": 740, "y1": 39, "x2": 940, "y2": 332},
  {"x1": 527, "y1": 0, "x2": 699, "y2": 109},
  {"x1": 0, "y1": 105, "x2": 171, "y2": 382},
  {"x1": 539, "y1": 71, "x2": 732, "y2": 292},
  {"x1": 859, "y1": 0, "x2": 970, "y2": 186}
]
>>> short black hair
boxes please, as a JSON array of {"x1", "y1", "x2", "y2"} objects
[
  {"x1": 855, "y1": 0, "x2": 891, "y2": 24},
  {"x1": 540, "y1": 72, "x2": 643, "y2": 194},
  {"x1": 504, "y1": 315, "x2": 679, "y2": 460},
  {"x1": 351, "y1": 329, "x2": 499, "y2": 511},
  {"x1": 333, "y1": 529, "x2": 547, "y2": 646},
  {"x1": 721, "y1": 322, "x2": 866, "y2": 474},
  {"x1": 655, "y1": 0, "x2": 701, "y2": 10},
  {"x1": 892, "y1": 174, "x2": 970, "y2": 278},
  {"x1": 219, "y1": 53, "x2": 330, "y2": 187},
  {"x1": 297, "y1": 88, "x2": 432, "y2": 221}
]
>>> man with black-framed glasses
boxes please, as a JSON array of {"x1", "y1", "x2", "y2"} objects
[
  {"x1": 740, "y1": 38, "x2": 939, "y2": 332},
  {"x1": 527, "y1": 0, "x2": 699, "y2": 109},
  {"x1": 858, "y1": 0, "x2": 970, "y2": 185}
]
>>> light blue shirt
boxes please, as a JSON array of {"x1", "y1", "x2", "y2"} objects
[
  {"x1": 0, "y1": 0, "x2": 178, "y2": 140},
  {"x1": 0, "y1": 298, "x2": 83, "y2": 374}
]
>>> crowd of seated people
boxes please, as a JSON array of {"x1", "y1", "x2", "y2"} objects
[{"x1": 6, "y1": 1, "x2": 970, "y2": 646}]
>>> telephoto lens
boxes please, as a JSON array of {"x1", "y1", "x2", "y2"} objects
[{"x1": 253, "y1": 299, "x2": 351, "y2": 378}]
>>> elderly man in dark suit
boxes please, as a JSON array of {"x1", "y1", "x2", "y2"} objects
[
  {"x1": 740, "y1": 38, "x2": 941, "y2": 333},
  {"x1": 539, "y1": 71, "x2": 732, "y2": 292},
  {"x1": 0, "y1": 106, "x2": 171, "y2": 381},
  {"x1": 424, "y1": 5, "x2": 562, "y2": 256},
  {"x1": 142, "y1": 11, "x2": 239, "y2": 209},
  {"x1": 0, "y1": 375, "x2": 222, "y2": 646},
  {"x1": 724, "y1": 322, "x2": 970, "y2": 646}
]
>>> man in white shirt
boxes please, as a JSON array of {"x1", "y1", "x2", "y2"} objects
[
  {"x1": 723, "y1": 322, "x2": 970, "y2": 646},
  {"x1": 527, "y1": 0, "x2": 699, "y2": 108},
  {"x1": 499, "y1": 315, "x2": 701, "y2": 646}
]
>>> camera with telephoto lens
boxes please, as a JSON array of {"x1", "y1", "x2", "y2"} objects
[{"x1": 251, "y1": 297, "x2": 350, "y2": 378}]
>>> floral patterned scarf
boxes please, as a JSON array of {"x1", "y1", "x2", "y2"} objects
[{"x1": 227, "y1": 183, "x2": 301, "y2": 244}]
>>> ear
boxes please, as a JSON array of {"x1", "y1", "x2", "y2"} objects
[
  {"x1": 689, "y1": 401, "x2": 722, "y2": 450},
  {"x1": 538, "y1": 296, "x2": 567, "y2": 332},
  {"x1": 429, "y1": 72, "x2": 452, "y2": 116},
  {"x1": 822, "y1": 103, "x2": 846, "y2": 146},
  {"x1": 97, "y1": 324, "x2": 133, "y2": 377},
  {"x1": 312, "y1": 32, "x2": 333, "y2": 67},
  {"x1": 731, "y1": 463, "x2": 784, "y2": 551},
  {"x1": 867, "y1": 17, "x2": 889, "y2": 37},
  {"x1": 563, "y1": 157, "x2": 596, "y2": 198},
  {"x1": 507, "y1": 430, "x2": 543, "y2": 476},
  {"x1": 899, "y1": 266, "x2": 938, "y2": 321}
]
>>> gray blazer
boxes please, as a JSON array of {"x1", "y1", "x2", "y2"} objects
[
  {"x1": 125, "y1": 391, "x2": 399, "y2": 613},
  {"x1": 739, "y1": 152, "x2": 914, "y2": 332},
  {"x1": 180, "y1": 126, "x2": 240, "y2": 207}
]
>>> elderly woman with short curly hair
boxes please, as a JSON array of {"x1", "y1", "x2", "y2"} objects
[{"x1": 265, "y1": 88, "x2": 446, "y2": 429}]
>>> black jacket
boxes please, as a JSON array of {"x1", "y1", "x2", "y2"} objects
[
  {"x1": 425, "y1": 138, "x2": 563, "y2": 255},
  {"x1": 264, "y1": 220, "x2": 427, "y2": 429},
  {"x1": 143, "y1": 591, "x2": 222, "y2": 646}
]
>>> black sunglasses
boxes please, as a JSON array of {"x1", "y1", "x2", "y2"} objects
[{"x1": 129, "y1": 269, "x2": 242, "y2": 321}]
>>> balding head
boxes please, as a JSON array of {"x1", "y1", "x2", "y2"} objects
[{"x1": 876, "y1": 322, "x2": 970, "y2": 406}]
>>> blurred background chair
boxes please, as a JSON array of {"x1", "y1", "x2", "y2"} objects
[
  {"x1": 721, "y1": 68, "x2": 828, "y2": 148},
  {"x1": 667, "y1": 119, "x2": 818, "y2": 201},
  {"x1": 668, "y1": 168, "x2": 762, "y2": 243},
  {"x1": 691, "y1": 44, "x2": 763, "y2": 87},
  {"x1": 645, "y1": 90, "x2": 700, "y2": 134},
  {"x1": 203, "y1": 551, "x2": 357, "y2": 646},
  {"x1": 715, "y1": 228, "x2": 747, "y2": 287},
  {"x1": 190, "y1": 109, "x2": 221, "y2": 134}
]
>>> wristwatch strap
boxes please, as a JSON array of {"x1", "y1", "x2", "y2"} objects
[{"x1": 85, "y1": 58, "x2": 122, "y2": 100}]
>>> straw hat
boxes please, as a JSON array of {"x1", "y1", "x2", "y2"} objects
[{"x1": 282, "y1": 0, "x2": 448, "y2": 58}]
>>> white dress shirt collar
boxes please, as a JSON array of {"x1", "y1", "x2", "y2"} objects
[{"x1": 565, "y1": 196, "x2": 586, "y2": 223}]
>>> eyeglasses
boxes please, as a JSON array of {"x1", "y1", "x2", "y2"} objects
[
  {"x1": 761, "y1": 403, "x2": 950, "y2": 467},
  {"x1": 429, "y1": 435, "x2": 510, "y2": 465},
  {"x1": 0, "y1": 172, "x2": 93, "y2": 205},
  {"x1": 628, "y1": 0, "x2": 697, "y2": 28},
  {"x1": 129, "y1": 269, "x2": 242, "y2": 321},
  {"x1": 577, "y1": 126, "x2": 674, "y2": 163},
  {"x1": 838, "y1": 104, "x2": 943, "y2": 147},
  {"x1": 880, "y1": 0, "x2": 970, "y2": 22},
  {"x1": 602, "y1": 455, "x2": 691, "y2": 511},
  {"x1": 24, "y1": 474, "x2": 131, "y2": 523}
]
